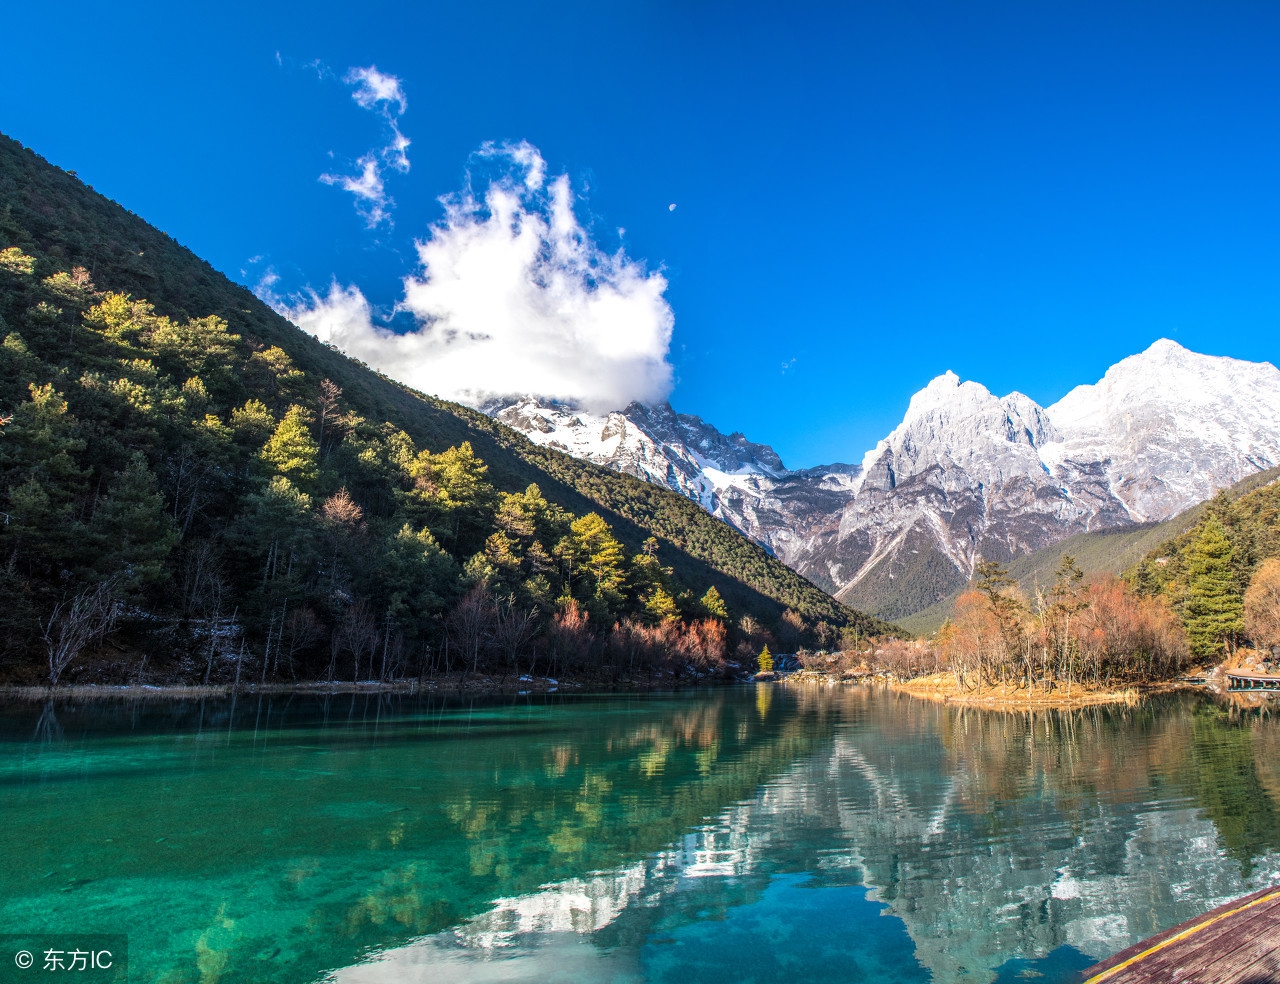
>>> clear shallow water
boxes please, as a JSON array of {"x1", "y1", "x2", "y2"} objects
[{"x1": 1, "y1": 687, "x2": 1279, "y2": 984}]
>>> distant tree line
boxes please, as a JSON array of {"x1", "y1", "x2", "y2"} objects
[{"x1": 922, "y1": 476, "x2": 1280, "y2": 691}]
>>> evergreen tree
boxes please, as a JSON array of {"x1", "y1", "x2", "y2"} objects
[
  {"x1": 643, "y1": 586, "x2": 680, "y2": 624},
  {"x1": 698, "y1": 585, "x2": 729, "y2": 620},
  {"x1": 86, "y1": 453, "x2": 178, "y2": 594},
  {"x1": 564, "y1": 513, "x2": 626, "y2": 607},
  {"x1": 1185, "y1": 516, "x2": 1244, "y2": 655},
  {"x1": 261, "y1": 405, "x2": 319, "y2": 485},
  {"x1": 379, "y1": 524, "x2": 460, "y2": 631},
  {"x1": 0, "y1": 382, "x2": 89, "y2": 568},
  {"x1": 757, "y1": 645, "x2": 774, "y2": 673}
]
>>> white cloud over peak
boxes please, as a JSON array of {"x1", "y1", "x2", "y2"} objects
[
  {"x1": 282, "y1": 142, "x2": 675, "y2": 413},
  {"x1": 321, "y1": 65, "x2": 410, "y2": 226}
]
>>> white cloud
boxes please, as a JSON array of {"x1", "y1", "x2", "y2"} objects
[
  {"x1": 386, "y1": 125, "x2": 410, "y2": 173},
  {"x1": 282, "y1": 281, "x2": 379, "y2": 352},
  {"x1": 345, "y1": 66, "x2": 407, "y2": 116},
  {"x1": 283, "y1": 142, "x2": 675, "y2": 413},
  {"x1": 320, "y1": 156, "x2": 390, "y2": 226},
  {"x1": 321, "y1": 65, "x2": 410, "y2": 226},
  {"x1": 483, "y1": 140, "x2": 546, "y2": 191}
]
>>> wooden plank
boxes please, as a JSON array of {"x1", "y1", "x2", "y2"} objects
[
  {"x1": 1212, "y1": 934, "x2": 1280, "y2": 984},
  {"x1": 1081, "y1": 886, "x2": 1278, "y2": 980},
  {"x1": 1080, "y1": 885, "x2": 1280, "y2": 983},
  {"x1": 1112, "y1": 893, "x2": 1280, "y2": 981}
]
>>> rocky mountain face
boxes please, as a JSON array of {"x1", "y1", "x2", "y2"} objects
[{"x1": 486, "y1": 340, "x2": 1280, "y2": 623}]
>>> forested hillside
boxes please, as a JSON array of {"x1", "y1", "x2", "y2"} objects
[
  {"x1": 1128, "y1": 474, "x2": 1280, "y2": 655},
  {"x1": 910, "y1": 469, "x2": 1280, "y2": 695},
  {"x1": 0, "y1": 133, "x2": 890, "y2": 686},
  {"x1": 898, "y1": 466, "x2": 1280, "y2": 637}
]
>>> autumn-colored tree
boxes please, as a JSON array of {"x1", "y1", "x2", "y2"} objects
[
  {"x1": 940, "y1": 589, "x2": 1006, "y2": 689},
  {"x1": 547, "y1": 598, "x2": 594, "y2": 674},
  {"x1": 1076, "y1": 576, "x2": 1186, "y2": 684},
  {"x1": 778, "y1": 609, "x2": 805, "y2": 651},
  {"x1": 1244, "y1": 558, "x2": 1280, "y2": 651}
]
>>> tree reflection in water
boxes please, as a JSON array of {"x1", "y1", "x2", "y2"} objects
[{"x1": 0, "y1": 689, "x2": 1277, "y2": 984}]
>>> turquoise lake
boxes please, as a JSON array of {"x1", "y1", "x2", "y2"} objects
[{"x1": 2, "y1": 686, "x2": 1279, "y2": 983}]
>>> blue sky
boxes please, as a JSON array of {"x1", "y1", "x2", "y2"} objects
[{"x1": 3, "y1": 0, "x2": 1279, "y2": 467}]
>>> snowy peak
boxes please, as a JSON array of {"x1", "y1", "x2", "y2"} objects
[
  {"x1": 486, "y1": 396, "x2": 793, "y2": 547},
  {"x1": 1042, "y1": 340, "x2": 1280, "y2": 520},
  {"x1": 856, "y1": 371, "x2": 1060, "y2": 493},
  {"x1": 617, "y1": 402, "x2": 787, "y2": 476},
  {"x1": 490, "y1": 398, "x2": 786, "y2": 479},
  {"x1": 1048, "y1": 338, "x2": 1280, "y2": 432}
]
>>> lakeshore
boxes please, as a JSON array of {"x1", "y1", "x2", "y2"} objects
[
  {"x1": 777, "y1": 668, "x2": 1214, "y2": 710},
  {"x1": 0, "y1": 670, "x2": 733, "y2": 702}
]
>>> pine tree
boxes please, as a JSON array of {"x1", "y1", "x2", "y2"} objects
[
  {"x1": 698, "y1": 585, "x2": 729, "y2": 620},
  {"x1": 643, "y1": 586, "x2": 680, "y2": 623},
  {"x1": 1185, "y1": 516, "x2": 1244, "y2": 656},
  {"x1": 261, "y1": 405, "x2": 319, "y2": 485},
  {"x1": 757, "y1": 644, "x2": 774, "y2": 674},
  {"x1": 0, "y1": 383, "x2": 90, "y2": 569},
  {"x1": 86, "y1": 453, "x2": 179, "y2": 594},
  {"x1": 562, "y1": 513, "x2": 626, "y2": 608}
]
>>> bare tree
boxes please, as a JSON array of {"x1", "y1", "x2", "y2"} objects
[
  {"x1": 339, "y1": 601, "x2": 379, "y2": 682},
  {"x1": 492, "y1": 595, "x2": 538, "y2": 680},
  {"x1": 40, "y1": 581, "x2": 118, "y2": 685},
  {"x1": 280, "y1": 606, "x2": 322, "y2": 679},
  {"x1": 547, "y1": 599, "x2": 593, "y2": 677},
  {"x1": 317, "y1": 379, "x2": 343, "y2": 457},
  {"x1": 448, "y1": 585, "x2": 496, "y2": 678}
]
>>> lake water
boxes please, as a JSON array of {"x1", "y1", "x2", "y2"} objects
[{"x1": 2, "y1": 686, "x2": 1278, "y2": 984}]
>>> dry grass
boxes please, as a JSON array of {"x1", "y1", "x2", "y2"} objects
[{"x1": 889, "y1": 672, "x2": 1147, "y2": 709}]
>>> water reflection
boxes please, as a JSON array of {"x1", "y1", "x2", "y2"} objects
[
  {"x1": 1, "y1": 689, "x2": 1278, "y2": 984},
  {"x1": 327, "y1": 691, "x2": 1280, "y2": 984}
]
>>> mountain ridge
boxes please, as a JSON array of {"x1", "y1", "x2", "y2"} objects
[{"x1": 481, "y1": 340, "x2": 1280, "y2": 626}]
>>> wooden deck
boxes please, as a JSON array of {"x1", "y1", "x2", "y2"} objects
[
  {"x1": 1226, "y1": 671, "x2": 1280, "y2": 692},
  {"x1": 1080, "y1": 884, "x2": 1280, "y2": 983}
]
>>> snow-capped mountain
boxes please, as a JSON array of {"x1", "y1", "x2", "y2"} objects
[
  {"x1": 1042, "y1": 338, "x2": 1280, "y2": 522},
  {"x1": 487, "y1": 399, "x2": 790, "y2": 536},
  {"x1": 486, "y1": 340, "x2": 1280, "y2": 623}
]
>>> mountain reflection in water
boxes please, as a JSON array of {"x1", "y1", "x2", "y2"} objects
[{"x1": 1, "y1": 688, "x2": 1278, "y2": 984}]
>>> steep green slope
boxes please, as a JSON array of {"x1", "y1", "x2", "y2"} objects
[{"x1": 0, "y1": 133, "x2": 889, "y2": 680}]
